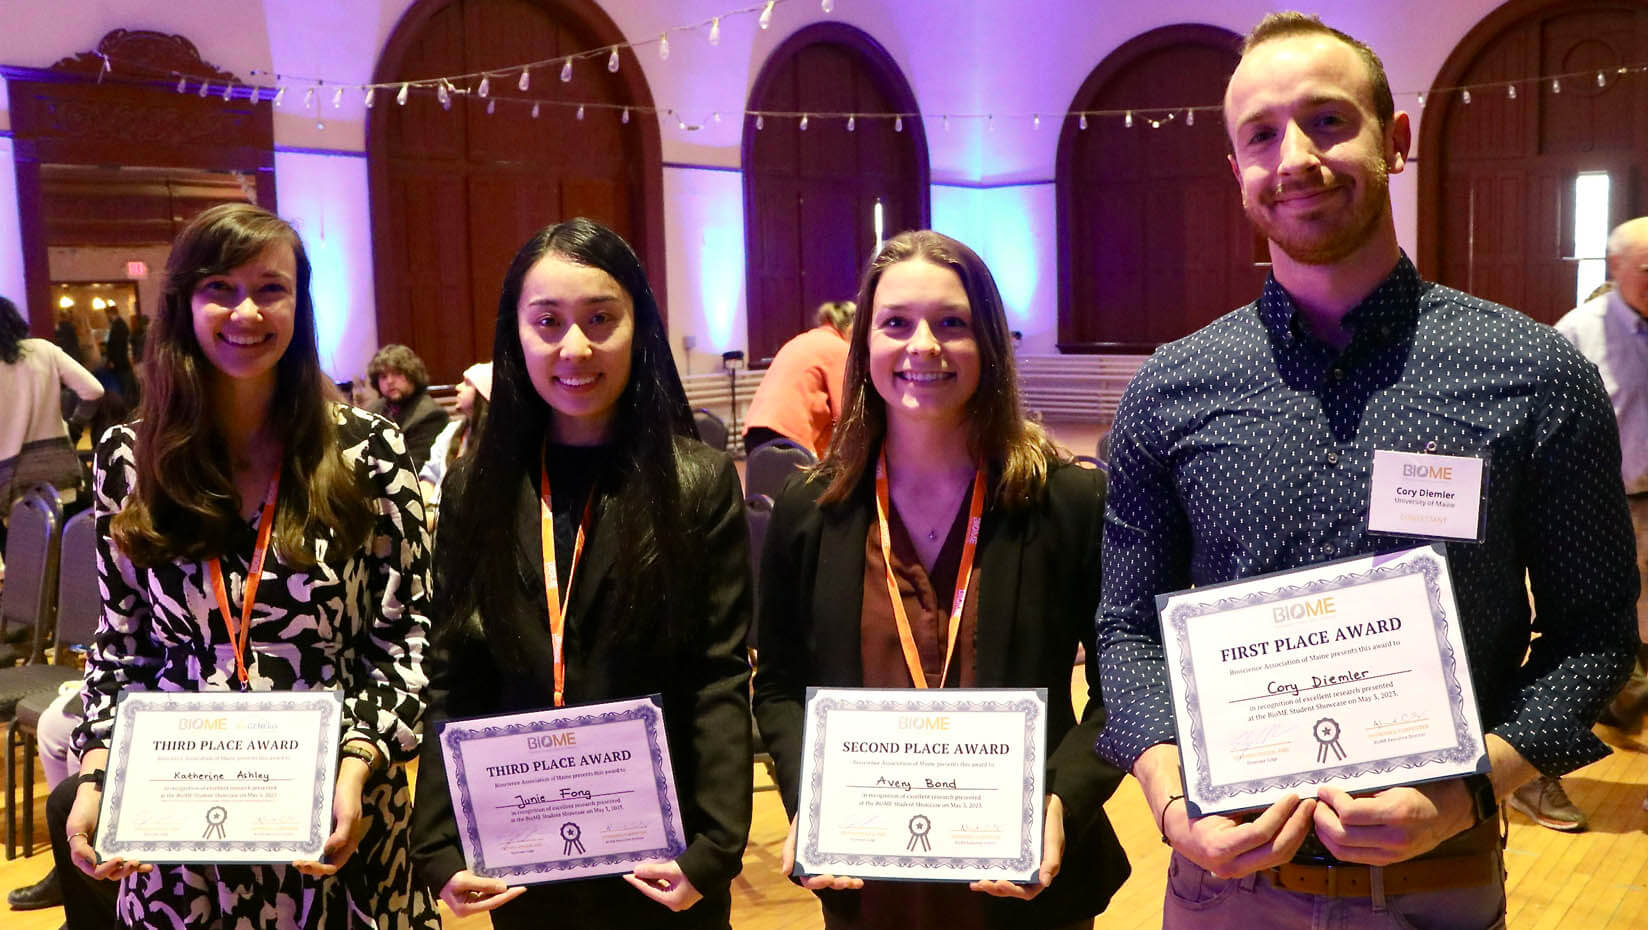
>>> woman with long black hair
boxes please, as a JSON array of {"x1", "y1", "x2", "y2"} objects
[{"x1": 411, "y1": 217, "x2": 752, "y2": 929}]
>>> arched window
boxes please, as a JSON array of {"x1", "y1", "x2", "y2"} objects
[
  {"x1": 743, "y1": 23, "x2": 928, "y2": 365},
  {"x1": 1056, "y1": 25, "x2": 1256, "y2": 353},
  {"x1": 1419, "y1": 0, "x2": 1648, "y2": 323},
  {"x1": 369, "y1": 0, "x2": 664, "y2": 383}
]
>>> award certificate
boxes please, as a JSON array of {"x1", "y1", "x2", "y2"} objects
[
  {"x1": 439, "y1": 695, "x2": 686, "y2": 884},
  {"x1": 97, "y1": 690, "x2": 343, "y2": 863},
  {"x1": 1157, "y1": 544, "x2": 1488, "y2": 816},
  {"x1": 794, "y1": 687, "x2": 1047, "y2": 883}
]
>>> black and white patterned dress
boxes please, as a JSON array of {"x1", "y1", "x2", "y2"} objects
[{"x1": 74, "y1": 406, "x2": 439, "y2": 930}]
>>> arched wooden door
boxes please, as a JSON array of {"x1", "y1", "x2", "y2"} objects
[
  {"x1": 369, "y1": 0, "x2": 664, "y2": 383},
  {"x1": 1056, "y1": 25, "x2": 1257, "y2": 353},
  {"x1": 743, "y1": 23, "x2": 928, "y2": 365},
  {"x1": 1419, "y1": 0, "x2": 1648, "y2": 324}
]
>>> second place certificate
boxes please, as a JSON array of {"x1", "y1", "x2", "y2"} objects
[
  {"x1": 439, "y1": 695, "x2": 686, "y2": 884},
  {"x1": 794, "y1": 687, "x2": 1047, "y2": 883}
]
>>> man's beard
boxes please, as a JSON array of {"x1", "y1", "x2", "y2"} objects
[{"x1": 1250, "y1": 158, "x2": 1390, "y2": 266}]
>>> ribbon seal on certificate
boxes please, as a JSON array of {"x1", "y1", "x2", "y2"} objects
[
  {"x1": 1156, "y1": 544, "x2": 1489, "y2": 817},
  {"x1": 907, "y1": 814, "x2": 932, "y2": 852}
]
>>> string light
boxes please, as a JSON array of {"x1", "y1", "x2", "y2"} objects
[
  {"x1": 847, "y1": 114, "x2": 855, "y2": 131},
  {"x1": 894, "y1": 115, "x2": 903, "y2": 132},
  {"x1": 799, "y1": 113, "x2": 809, "y2": 130},
  {"x1": 1032, "y1": 113, "x2": 1040, "y2": 130},
  {"x1": 1079, "y1": 113, "x2": 1087, "y2": 130},
  {"x1": 436, "y1": 81, "x2": 450, "y2": 109},
  {"x1": 577, "y1": 104, "x2": 585, "y2": 120},
  {"x1": 1417, "y1": 93, "x2": 1426, "y2": 108},
  {"x1": 518, "y1": 69, "x2": 530, "y2": 92},
  {"x1": 396, "y1": 83, "x2": 409, "y2": 106},
  {"x1": 332, "y1": 86, "x2": 344, "y2": 108},
  {"x1": 478, "y1": 76, "x2": 490, "y2": 98},
  {"x1": 486, "y1": 98, "x2": 496, "y2": 115},
  {"x1": 1185, "y1": 109, "x2": 1194, "y2": 126},
  {"x1": 198, "y1": 81, "x2": 210, "y2": 98},
  {"x1": 1506, "y1": 83, "x2": 1516, "y2": 99},
  {"x1": 364, "y1": 86, "x2": 376, "y2": 108},
  {"x1": 176, "y1": 75, "x2": 187, "y2": 94},
  {"x1": 621, "y1": 107, "x2": 630, "y2": 124},
  {"x1": 1124, "y1": 110, "x2": 1133, "y2": 128},
  {"x1": 1551, "y1": 78, "x2": 1561, "y2": 94},
  {"x1": 274, "y1": 85, "x2": 286, "y2": 107},
  {"x1": 756, "y1": 114, "x2": 764, "y2": 130},
  {"x1": 942, "y1": 114, "x2": 950, "y2": 131},
  {"x1": 532, "y1": 101, "x2": 541, "y2": 118},
  {"x1": 659, "y1": 34, "x2": 670, "y2": 61},
  {"x1": 223, "y1": 83, "x2": 234, "y2": 101},
  {"x1": 759, "y1": 1, "x2": 775, "y2": 30},
  {"x1": 988, "y1": 114, "x2": 995, "y2": 132},
  {"x1": 608, "y1": 48, "x2": 620, "y2": 73},
  {"x1": 712, "y1": 111, "x2": 721, "y2": 124},
  {"x1": 822, "y1": 0, "x2": 834, "y2": 12},
  {"x1": 676, "y1": 112, "x2": 687, "y2": 130},
  {"x1": 1461, "y1": 89, "x2": 1471, "y2": 104},
  {"x1": 303, "y1": 86, "x2": 315, "y2": 109},
  {"x1": 709, "y1": 18, "x2": 721, "y2": 46},
  {"x1": 1596, "y1": 70, "x2": 1606, "y2": 88},
  {"x1": 561, "y1": 59, "x2": 573, "y2": 83}
]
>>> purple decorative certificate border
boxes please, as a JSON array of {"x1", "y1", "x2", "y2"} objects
[
  {"x1": 798, "y1": 689, "x2": 1044, "y2": 880},
  {"x1": 100, "y1": 691, "x2": 341, "y2": 861},
  {"x1": 441, "y1": 695, "x2": 686, "y2": 881},
  {"x1": 1159, "y1": 545, "x2": 1482, "y2": 811}
]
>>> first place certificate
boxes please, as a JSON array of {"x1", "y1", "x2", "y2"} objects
[
  {"x1": 439, "y1": 695, "x2": 686, "y2": 885},
  {"x1": 1157, "y1": 544, "x2": 1488, "y2": 816},
  {"x1": 97, "y1": 691, "x2": 343, "y2": 864},
  {"x1": 794, "y1": 687, "x2": 1047, "y2": 883}
]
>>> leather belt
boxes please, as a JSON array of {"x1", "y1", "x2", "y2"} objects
[{"x1": 1269, "y1": 850, "x2": 1501, "y2": 897}]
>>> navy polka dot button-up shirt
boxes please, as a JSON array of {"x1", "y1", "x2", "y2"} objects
[{"x1": 1096, "y1": 255, "x2": 1639, "y2": 778}]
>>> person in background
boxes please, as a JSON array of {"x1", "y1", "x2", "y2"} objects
[
  {"x1": 742, "y1": 300, "x2": 855, "y2": 457},
  {"x1": 367, "y1": 343, "x2": 450, "y2": 469},
  {"x1": 753, "y1": 230, "x2": 1130, "y2": 929},
  {"x1": 60, "y1": 202, "x2": 437, "y2": 930},
  {"x1": 0, "y1": 295, "x2": 103, "y2": 518},
  {"x1": 412, "y1": 217, "x2": 752, "y2": 929},
  {"x1": 418, "y1": 360, "x2": 491, "y2": 529}
]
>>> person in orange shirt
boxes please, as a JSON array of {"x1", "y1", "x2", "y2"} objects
[{"x1": 742, "y1": 300, "x2": 854, "y2": 456}]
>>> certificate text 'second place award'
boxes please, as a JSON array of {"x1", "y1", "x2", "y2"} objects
[
  {"x1": 794, "y1": 687, "x2": 1047, "y2": 883},
  {"x1": 439, "y1": 695, "x2": 686, "y2": 885},
  {"x1": 1157, "y1": 544, "x2": 1488, "y2": 816},
  {"x1": 97, "y1": 691, "x2": 343, "y2": 864}
]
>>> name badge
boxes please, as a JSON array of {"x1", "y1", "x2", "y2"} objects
[{"x1": 1367, "y1": 449, "x2": 1485, "y2": 542}]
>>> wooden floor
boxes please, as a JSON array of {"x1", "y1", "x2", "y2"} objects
[{"x1": 5, "y1": 703, "x2": 1647, "y2": 929}]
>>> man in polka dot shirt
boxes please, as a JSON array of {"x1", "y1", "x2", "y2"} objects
[{"x1": 1095, "y1": 12, "x2": 1639, "y2": 928}]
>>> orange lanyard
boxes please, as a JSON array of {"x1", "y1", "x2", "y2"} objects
[
  {"x1": 540, "y1": 455, "x2": 593, "y2": 708},
  {"x1": 873, "y1": 452, "x2": 985, "y2": 689},
  {"x1": 207, "y1": 465, "x2": 280, "y2": 688}
]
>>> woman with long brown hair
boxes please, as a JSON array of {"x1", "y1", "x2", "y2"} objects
[
  {"x1": 61, "y1": 202, "x2": 437, "y2": 930},
  {"x1": 752, "y1": 230, "x2": 1130, "y2": 929}
]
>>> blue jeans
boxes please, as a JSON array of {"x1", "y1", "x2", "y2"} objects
[{"x1": 1161, "y1": 851, "x2": 1507, "y2": 930}]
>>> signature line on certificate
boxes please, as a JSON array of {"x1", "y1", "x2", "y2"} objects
[
  {"x1": 843, "y1": 786, "x2": 997, "y2": 791},
  {"x1": 1228, "y1": 669, "x2": 1412, "y2": 704}
]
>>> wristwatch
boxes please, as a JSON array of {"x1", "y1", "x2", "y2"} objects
[
  {"x1": 75, "y1": 770, "x2": 106, "y2": 791},
  {"x1": 1463, "y1": 773, "x2": 1497, "y2": 825}
]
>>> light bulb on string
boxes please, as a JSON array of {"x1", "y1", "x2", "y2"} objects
[
  {"x1": 396, "y1": 83, "x2": 409, "y2": 106},
  {"x1": 436, "y1": 82, "x2": 450, "y2": 110},
  {"x1": 486, "y1": 98, "x2": 495, "y2": 115},
  {"x1": 822, "y1": 0, "x2": 834, "y2": 11},
  {"x1": 332, "y1": 86, "x2": 344, "y2": 108},
  {"x1": 1416, "y1": 93, "x2": 1425, "y2": 108},
  {"x1": 1551, "y1": 78, "x2": 1561, "y2": 94},
  {"x1": 274, "y1": 85, "x2": 287, "y2": 108},
  {"x1": 316, "y1": 118, "x2": 325, "y2": 131},
  {"x1": 709, "y1": 18, "x2": 721, "y2": 45},
  {"x1": 712, "y1": 111, "x2": 721, "y2": 124},
  {"x1": 988, "y1": 114, "x2": 995, "y2": 132},
  {"x1": 560, "y1": 59, "x2": 573, "y2": 83},
  {"x1": 176, "y1": 75, "x2": 187, "y2": 94},
  {"x1": 894, "y1": 115, "x2": 903, "y2": 132},
  {"x1": 1186, "y1": 109, "x2": 1194, "y2": 126},
  {"x1": 760, "y1": 1, "x2": 775, "y2": 30},
  {"x1": 621, "y1": 107, "x2": 630, "y2": 124},
  {"x1": 1032, "y1": 113, "x2": 1040, "y2": 130},
  {"x1": 577, "y1": 105, "x2": 585, "y2": 120},
  {"x1": 478, "y1": 76, "x2": 490, "y2": 98},
  {"x1": 676, "y1": 112, "x2": 687, "y2": 131},
  {"x1": 608, "y1": 48, "x2": 620, "y2": 73},
  {"x1": 304, "y1": 87, "x2": 315, "y2": 109},
  {"x1": 659, "y1": 34, "x2": 670, "y2": 61},
  {"x1": 364, "y1": 86, "x2": 376, "y2": 108},
  {"x1": 198, "y1": 81, "x2": 210, "y2": 98},
  {"x1": 518, "y1": 69, "x2": 530, "y2": 92},
  {"x1": 223, "y1": 83, "x2": 234, "y2": 102},
  {"x1": 942, "y1": 114, "x2": 950, "y2": 132},
  {"x1": 532, "y1": 102, "x2": 541, "y2": 119},
  {"x1": 1150, "y1": 118, "x2": 1161, "y2": 129},
  {"x1": 1506, "y1": 83, "x2": 1516, "y2": 100},
  {"x1": 1124, "y1": 110, "x2": 1133, "y2": 128},
  {"x1": 1461, "y1": 89, "x2": 1471, "y2": 104},
  {"x1": 1596, "y1": 70, "x2": 1605, "y2": 88},
  {"x1": 1079, "y1": 113, "x2": 1088, "y2": 130},
  {"x1": 847, "y1": 114, "x2": 855, "y2": 131},
  {"x1": 756, "y1": 114, "x2": 764, "y2": 130},
  {"x1": 799, "y1": 113, "x2": 809, "y2": 131}
]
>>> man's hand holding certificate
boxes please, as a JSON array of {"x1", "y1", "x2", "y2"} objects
[{"x1": 1157, "y1": 545, "x2": 1488, "y2": 817}]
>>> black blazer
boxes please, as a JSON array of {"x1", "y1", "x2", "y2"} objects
[
  {"x1": 412, "y1": 440, "x2": 753, "y2": 930},
  {"x1": 751, "y1": 461, "x2": 1130, "y2": 926}
]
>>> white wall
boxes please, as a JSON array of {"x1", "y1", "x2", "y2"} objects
[{"x1": 0, "y1": 0, "x2": 1515, "y2": 358}]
